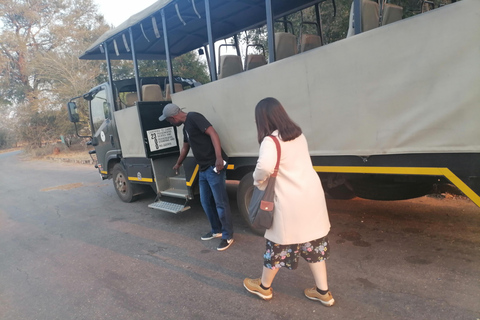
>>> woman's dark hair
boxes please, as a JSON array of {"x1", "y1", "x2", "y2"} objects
[{"x1": 255, "y1": 97, "x2": 302, "y2": 144}]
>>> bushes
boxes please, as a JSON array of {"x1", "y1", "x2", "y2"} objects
[{"x1": 0, "y1": 128, "x2": 16, "y2": 149}]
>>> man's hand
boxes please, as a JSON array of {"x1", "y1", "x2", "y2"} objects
[
  {"x1": 205, "y1": 126, "x2": 225, "y2": 175},
  {"x1": 215, "y1": 158, "x2": 225, "y2": 174},
  {"x1": 173, "y1": 142, "x2": 190, "y2": 175},
  {"x1": 173, "y1": 163, "x2": 181, "y2": 175}
]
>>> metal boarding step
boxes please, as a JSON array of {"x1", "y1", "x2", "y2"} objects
[
  {"x1": 148, "y1": 200, "x2": 190, "y2": 214},
  {"x1": 148, "y1": 175, "x2": 191, "y2": 214},
  {"x1": 159, "y1": 176, "x2": 189, "y2": 199},
  {"x1": 167, "y1": 176, "x2": 188, "y2": 190},
  {"x1": 160, "y1": 188, "x2": 189, "y2": 198}
]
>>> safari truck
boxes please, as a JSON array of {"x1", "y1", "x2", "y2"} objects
[{"x1": 68, "y1": 0, "x2": 480, "y2": 233}]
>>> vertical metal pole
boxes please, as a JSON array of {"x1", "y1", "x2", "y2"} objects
[
  {"x1": 282, "y1": 17, "x2": 288, "y2": 32},
  {"x1": 203, "y1": 45, "x2": 211, "y2": 78},
  {"x1": 205, "y1": 0, "x2": 217, "y2": 81},
  {"x1": 353, "y1": 0, "x2": 362, "y2": 35},
  {"x1": 314, "y1": 3, "x2": 325, "y2": 45},
  {"x1": 161, "y1": 9, "x2": 175, "y2": 94},
  {"x1": 104, "y1": 41, "x2": 114, "y2": 88},
  {"x1": 103, "y1": 41, "x2": 115, "y2": 109},
  {"x1": 129, "y1": 27, "x2": 142, "y2": 101},
  {"x1": 233, "y1": 35, "x2": 241, "y2": 56},
  {"x1": 379, "y1": 0, "x2": 383, "y2": 26},
  {"x1": 265, "y1": 0, "x2": 275, "y2": 63}
]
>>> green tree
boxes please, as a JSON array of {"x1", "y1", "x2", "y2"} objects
[
  {"x1": 108, "y1": 52, "x2": 210, "y2": 84},
  {"x1": 0, "y1": 125, "x2": 15, "y2": 149},
  {"x1": 238, "y1": 0, "x2": 455, "y2": 53},
  {"x1": 0, "y1": 0, "x2": 109, "y2": 147},
  {"x1": 171, "y1": 52, "x2": 210, "y2": 84}
]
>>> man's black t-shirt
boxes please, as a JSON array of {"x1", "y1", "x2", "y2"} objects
[{"x1": 183, "y1": 112, "x2": 227, "y2": 171}]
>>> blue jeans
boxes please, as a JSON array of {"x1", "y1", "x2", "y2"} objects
[{"x1": 199, "y1": 166, "x2": 233, "y2": 240}]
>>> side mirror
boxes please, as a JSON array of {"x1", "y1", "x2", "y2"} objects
[
  {"x1": 67, "y1": 101, "x2": 80, "y2": 123},
  {"x1": 91, "y1": 137, "x2": 99, "y2": 146}
]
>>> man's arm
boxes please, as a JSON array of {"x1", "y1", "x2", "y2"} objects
[
  {"x1": 205, "y1": 126, "x2": 225, "y2": 173},
  {"x1": 173, "y1": 142, "x2": 190, "y2": 174}
]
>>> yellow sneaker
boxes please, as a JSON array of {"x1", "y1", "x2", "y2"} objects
[
  {"x1": 243, "y1": 278, "x2": 273, "y2": 300},
  {"x1": 304, "y1": 287, "x2": 335, "y2": 306}
]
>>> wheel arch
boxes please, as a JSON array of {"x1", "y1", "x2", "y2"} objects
[
  {"x1": 106, "y1": 158, "x2": 121, "y2": 179},
  {"x1": 227, "y1": 164, "x2": 256, "y2": 181}
]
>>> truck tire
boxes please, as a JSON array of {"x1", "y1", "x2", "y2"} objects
[
  {"x1": 237, "y1": 173, "x2": 265, "y2": 236},
  {"x1": 112, "y1": 163, "x2": 138, "y2": 203}
]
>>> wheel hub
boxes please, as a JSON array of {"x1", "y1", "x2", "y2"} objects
[{"x1": 115, "y1": 173, "x2": 127, "y2": 194}]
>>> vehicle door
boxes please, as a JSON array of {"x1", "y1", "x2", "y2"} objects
[{"x1": 89, "y1": 86, "x2": 119, "y2": 175}]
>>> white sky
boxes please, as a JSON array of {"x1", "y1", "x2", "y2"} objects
[{"x1": 96, "y1": 0, "x2": 158, "y2": 27}]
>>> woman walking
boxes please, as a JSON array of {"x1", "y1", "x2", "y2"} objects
[{"x1": 243, "y1": 97, "x2": 334, "y2": 306}]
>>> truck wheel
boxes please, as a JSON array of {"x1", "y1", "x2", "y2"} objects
[
  {"x1": 112, "y1": 163, "x2": 138, "y2": 202},
  {"x1": 237, "y1": 173, "x2": 265, "y2": 236}
]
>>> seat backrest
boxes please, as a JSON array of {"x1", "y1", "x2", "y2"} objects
[
  {"x1": 362, "y1": 0, "x2": 380, "y2": 32},
  {"x1": 275, "y1": 32, "x2": 297, "y2": 61},
  {"x1": 300, "y1": 34, "x2": 322, "y2": 53},
  {"x1": 245, "y1": 54, "x2": 267, "y2": 70},
  {"x1": 142, "y1": 84, "x2": 164, "y2": 101},
  {"x1": 125, "y1": 92, "x2": 138, "y2": 107},
  {"x1": 218, "y1": 55, "x2": 243, "y2": 79},
  {"x1": 382, "y1": 3, "x2": 403, "y2": 25},
  {"x1": 165, "y1": 83, "x2": 184, "y2": 101}
]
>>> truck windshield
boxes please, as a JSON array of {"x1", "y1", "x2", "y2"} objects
[{"x1": 90, "y1": 88, "x2": 108, "y2": 134}]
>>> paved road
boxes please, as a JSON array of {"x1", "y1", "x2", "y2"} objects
[{"x1": 0, "y1": 151, "x2": 479, "y2": 320}]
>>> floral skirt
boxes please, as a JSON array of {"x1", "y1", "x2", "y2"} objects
[{"x1": 263, "y1": 236, "x2": 330, "y2": 270}]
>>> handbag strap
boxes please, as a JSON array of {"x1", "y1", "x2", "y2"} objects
[{"x1": 269, "y1": 135, "x2": 281, "y2": 177}]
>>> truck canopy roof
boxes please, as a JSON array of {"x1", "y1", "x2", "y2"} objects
[{"x1": 80, "y1": 0, "x2": 323, "y2": 61}]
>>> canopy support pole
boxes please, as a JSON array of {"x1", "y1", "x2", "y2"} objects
[
  {"x1": 205, "y1": 0, "x2": 217, "y2": 81},
  {"x1": 162, "y1": 9, "x2": 175, "y2": 93},
  {"x1": 265, "y1": 0, "x2": 275, "y2": 63},
  {"x1": 129, "y1": 28, "x2": 142, "y2": 101},
  {"x1": 103, "y1": 42, "x2": 115, "y2": 107},
  {"x1": 354, "y1": 0, "x2": 362, "y2": 35}
]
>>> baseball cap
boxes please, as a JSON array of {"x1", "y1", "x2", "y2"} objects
[{"x1": 159, "y1": 103, "x2": 181, "y2": 121}]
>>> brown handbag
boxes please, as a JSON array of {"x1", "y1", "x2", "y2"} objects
[{"x1": 248, "y1": 135, "x2": 281, "y2": 229}]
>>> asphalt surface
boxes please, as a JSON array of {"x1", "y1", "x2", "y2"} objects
[{"x1": 0, "y1": 150, "x2": 479, "y2": 320}]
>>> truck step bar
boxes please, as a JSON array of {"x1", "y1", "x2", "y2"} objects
[
  {"x1": 168, "y1": 176, "x2": 188, "y2": 189},
  {"x1": 158, "y1": 176, "x2": 189, "y2": 199},
  {"x1": 148, "y1": 200, "x2": 191, "y2": 214},
  {"x1": 160, "y1": 188, "x2": 189, "y2": 198}
]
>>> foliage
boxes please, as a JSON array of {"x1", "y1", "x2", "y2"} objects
[
  {"x1": 0, "y1": 0, "x2": 110, "y2": 147},
  {"x1": 107, "y1": 51, "x2": 210, "y2": 84},
  {"x1": 0, "y1": 0, "x2": 107, "y2": 104},
  {"x1": 237, "y1": 0, "x2": 455, "y2": 55},
  {"x1": 171, "y1": 52, "x2": 210, "y2": 84},
  {"x1": 15, "y1": 104, "x2": 57, "y2": 147},
  {"x1": 0, "y1": 127, "x2": 14, "y2": 149},
  {"x1": 238, "y1": 0, "x2": 352, "y2": 57},
  {"x1": 319, "y1": 0, "x2": 352, "y2": 43}
]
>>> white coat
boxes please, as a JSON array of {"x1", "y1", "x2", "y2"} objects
[{"x1": 253, "y1": 131, "x2": 331, "y2": 245}]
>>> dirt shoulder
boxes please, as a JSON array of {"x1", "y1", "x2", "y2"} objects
[
  {"x1": 1, "y1": 146, "x2": 95, "y2": 165},
  {"x1": 0, "y1": 147, "x2": 22, "y2": 154},
  {"x1": 44, "y1": 150, "x2": 95, "y2": 165}
]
